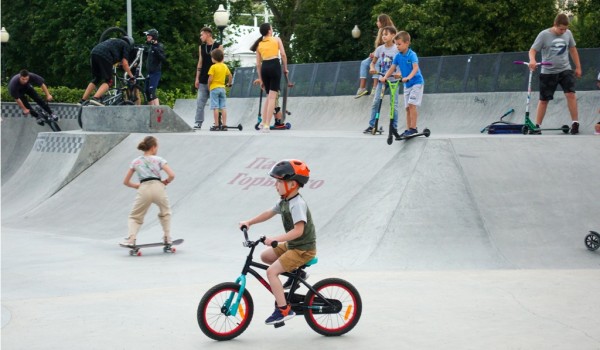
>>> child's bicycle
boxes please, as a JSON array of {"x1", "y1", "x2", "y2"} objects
[
  {"x1": 197, "y1": 226, "x2": 362, "y2": 341},
  {"x1": 33, "y1": 106, "x2": 61, "y2": 132}
]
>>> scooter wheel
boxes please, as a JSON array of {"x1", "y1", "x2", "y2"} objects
[
  {"x1": 254, "y1": 122, "x2": 260, "y2": 130},
  {"x1": 561, "y1": 125, "x2": 570, "y2": 134},
  {"x1": 585, "y1": 231, "x2": 600, "y2": 251},
  {"x1": 423, "y1": 128, "x2": 431, "y2": 137},
  {"x1": 521, "y1": 125, "x2": 530, "y2": 135}
]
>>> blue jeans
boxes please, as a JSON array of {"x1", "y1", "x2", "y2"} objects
[
  {"x1": 210, "y1": 87, "x2": 227, "y2": 110},
  {"x1": 195, "y1": 83, "x2": 210, "y2": 124},
  {"x1": 359, "y1": 57, "x2": 378, "y2": 79},
  {"x1": 369, "y1": 81, "x2": 399, "y2": 129}
]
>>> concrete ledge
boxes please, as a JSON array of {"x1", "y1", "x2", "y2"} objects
[{"x1": 81, "y1": 105, "x2": 192, "y2": 133}]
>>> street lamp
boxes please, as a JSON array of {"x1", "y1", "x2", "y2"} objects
[
  {"x1": 1, "y1": 27, "x2": 10, "y2": 43},
  {"x1": 214, "y1": 4, "x2": 230, "y2": 45},
  {"x1": 351, "y1": 25, "x2": 361, "y2": 39}
]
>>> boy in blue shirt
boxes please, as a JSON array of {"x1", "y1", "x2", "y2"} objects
[{"x1": 381, "y1": 31, "x2": 424, "y2": 138}]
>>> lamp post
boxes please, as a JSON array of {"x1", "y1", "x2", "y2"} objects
[
  {"x1": 1, "y1": 27, "x2": 10, "y2": 43},
  {"x1": 351, "y1": 25, "x2": 361, "y2": 40},
  {"x1": 214, "y1": 4, "x2": 230, "y2": 45}
]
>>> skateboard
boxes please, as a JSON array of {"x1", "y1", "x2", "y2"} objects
[
  {"x1": 120, "y1": 238, "x2": 184, "y2": 256},
  {"x1": 33, "y1": 106, "x2": 61, "y2": 132},
  {"x1": 396, "y1": 128, "x2": 431, "y2": 140},
  {"x1": 585, "y1": 231, "x2": 599, "y2": 251}
]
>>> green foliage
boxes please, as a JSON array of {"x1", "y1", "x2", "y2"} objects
[{"x1": 1, "y1": 0, "x2": 598, "y2": 93}]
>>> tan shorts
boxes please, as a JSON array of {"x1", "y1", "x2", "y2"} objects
[{"x1": 273, "y1": 242, "x2": 317, "y2": 273}]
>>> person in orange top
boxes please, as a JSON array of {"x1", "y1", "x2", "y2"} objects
[{"x1": 250, "y1": 23, "x2": 288, "y2": 133}]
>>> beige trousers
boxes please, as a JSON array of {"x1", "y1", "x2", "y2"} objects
[{"x1": 128, "y1": 180, "x2": 171, "y2": 240}]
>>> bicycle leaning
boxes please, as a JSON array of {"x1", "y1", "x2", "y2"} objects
[{"x1": 197, "y1": 226, "x2": 362, "y2": 341}]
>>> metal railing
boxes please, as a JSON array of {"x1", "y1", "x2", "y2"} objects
[{"x1": 230, "y1": 48, "x2": 599, "y2": 97}]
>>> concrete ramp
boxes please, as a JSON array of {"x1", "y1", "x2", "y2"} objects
[
  {"x1": 1, "y1": 103, "x2": 82, "y2": 184},
  {"x1": 4, "y1": 132, "x2": 599, "y2": 270},
  {"x1": 81, "y1": 105, "x2": 192, "y2": 133},
  {"x1": 176, "y1": 91, "x2": 600, "y2": 133},
  {"x1": 1, "y1": 131, "x2": 128, "y2": 218}
]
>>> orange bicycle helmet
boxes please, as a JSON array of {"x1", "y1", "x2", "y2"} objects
[{"x1": 269, "y1": 159, "x2": 310, "y2": 187}]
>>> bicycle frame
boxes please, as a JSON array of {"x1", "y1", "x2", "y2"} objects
[{"x1": 224, "y1": 231, "x2": 332, "y2": 318}]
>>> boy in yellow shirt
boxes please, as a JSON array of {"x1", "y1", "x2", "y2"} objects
[{"x1": 207, "y1": 49, "x2": 233, "y2": 130}]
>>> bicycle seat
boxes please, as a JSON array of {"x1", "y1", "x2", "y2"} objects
[{"x1": 304, "y1": 257, "x2": 318, "y2": 267}]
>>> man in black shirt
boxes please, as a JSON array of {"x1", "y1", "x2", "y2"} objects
[
  {"x1": 8, "y1": 70, "x2": 57, "y2": 124},
  {"x1": 194, "y1": 27, "x2": 221, "y2": 129},
  {"x1": 81, "y1": 36, "x2": 136, "y2": 106}
]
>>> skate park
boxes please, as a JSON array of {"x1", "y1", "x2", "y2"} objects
[{"x1": 2, "y1": 52, "x2": 600, "y2": 348}]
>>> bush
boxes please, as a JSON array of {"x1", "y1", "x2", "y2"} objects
[{"x1": 1, "y1": 83, "x2": 197, "y2": 108}]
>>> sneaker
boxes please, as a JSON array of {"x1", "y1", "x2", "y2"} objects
[
  {"x1": 531, "y1": 124, "x2": 542, "y2": 135},
  {"x1": 354, "y1": 88, "x2": 368, "y2": 99},
  {"x1": 408, "y1": 128, "x2": 418, "y2": 135},
  {"x1": 363, "y1": 126, "x2": 373, "y2": 134},
  {"x1": 209, "y1": 125, "x2": 219, "y2": 131},
  {"x1": 220, "y1": 125, "x2": 228, "y2": 131},
  {"x1": 89, "y1": 97, "x2": 104, "y2": 106},
  {"x1": 194, "y1": 122, "x2": 202, "y2": 129},
  {"x1": 50, "y1": 114, "x2": 58, "y2": 121},
  {"x1": 399, "y1": 129, "x2": 411, "y2": 138},
  {"x1": 261, "y1": 124, "x2": 270, "y2": 133},
  {"x1": 120, "y1": 236, "x2": 136, "y2": 246},
  {"x1": 283, "y1": 269, "x2": 309, "y2": 290},
  {"x1": 570, "y1": 121, "x2": 579, "y2": 135},
  {"x1": 265, "y1": 304, "x2": 295, "y2": 325}
]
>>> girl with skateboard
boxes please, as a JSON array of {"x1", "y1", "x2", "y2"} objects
[
  {"x1": 250, "y1": 23, "x2": 288, "y2": 133},
  {"x1": 121, "y1": 136, "x2": 175, "y2": 246}
]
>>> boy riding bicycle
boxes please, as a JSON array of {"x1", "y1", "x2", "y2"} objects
[{"x1": 239, "y1": 159, "x2": 316, "y2": 325}]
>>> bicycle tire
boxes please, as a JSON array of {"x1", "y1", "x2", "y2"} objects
[
  {"x1": 303, "y1": 278, "x2": 362, "y2": 336},
  {"x1": 127, "y1": 84, "x2": 146, "y2": 105},
  {"x1": 77, "y1": 107, "x2": 83, "y2": 128},
  {"x1": 48, "y1": 120, "x2": 61, "y2": 132},
  {"x1": 197, "y1": 282, "x2": 254, "y2": 341},
  {"x1": 99, "y1": 27, "x2": 126, "y2": 43}
]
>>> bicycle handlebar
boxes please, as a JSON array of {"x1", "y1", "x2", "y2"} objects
[
  {"x1": 240, "y1": 226, "x2": 277, "y2": 248},
  {"x1": 513, "y1": 60, "x2": 552, "y2": 66}
]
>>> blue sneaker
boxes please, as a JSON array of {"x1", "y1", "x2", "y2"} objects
[
  {"x1": 407, "y1": 128, "x2": 418, "y2": 136},
  {"x1": 265, "y1": 304, "x2": 295, "y2": 325}
]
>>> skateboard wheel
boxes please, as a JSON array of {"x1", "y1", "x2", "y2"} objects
[
  {"x1": 129, "y1": 250, "x2": 135, "y2": 256},
  {"x1": 171, "y1": 247, "x2": 177, "y2": 253},
  {"x1": 137, "y1": 251, "x2": 142, "y2": 256}
]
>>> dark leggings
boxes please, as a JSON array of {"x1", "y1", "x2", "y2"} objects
[
  {"x1": 261, "y1": 59, "x2": 282, "y2": 93},
  {"x1": 18, "y1": 85, "x2": 52, "y2": 117}
]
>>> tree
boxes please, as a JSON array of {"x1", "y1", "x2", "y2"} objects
[
  {"x1": 373, "y1": 0, "x2": 558, "y2": 56},
  {"x1": 0, "y1": 0, "x2": 227, "y2": 90}
]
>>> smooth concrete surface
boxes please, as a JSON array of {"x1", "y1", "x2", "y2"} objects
[
  {"x1": 2, "y1": 93, "x2": 600, "y2": 349},
  {"x1": 81, "y1": 105, "x2": 193, "y2": 133},
  {"x1": 1, "y1": 103, "x2": 82, "y2": 184}
]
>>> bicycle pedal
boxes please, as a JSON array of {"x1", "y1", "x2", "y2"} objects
[{"x1": 274, "y1": 321, "x2": 285, "y2": 328}]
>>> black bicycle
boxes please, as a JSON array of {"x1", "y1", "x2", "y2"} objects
[
  {"x1": 197, "y1": 227, "x2": 362, "y2": 341},
  {"x1": 33, "y1": 106, "x2": 61, "y2": 132}
]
